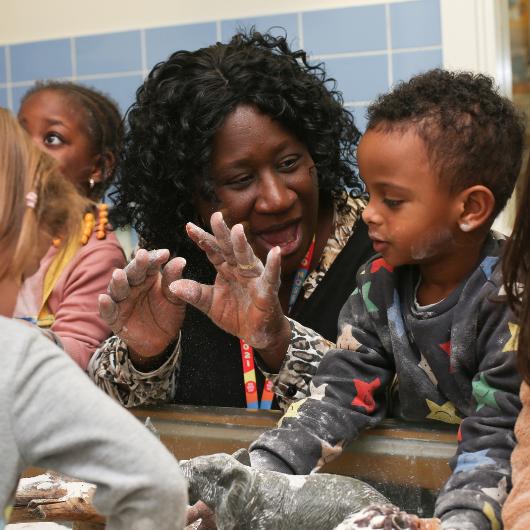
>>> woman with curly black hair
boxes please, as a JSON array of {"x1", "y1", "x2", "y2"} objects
[{"x1": 89, "y1": 30, "x2": 373, "y2": 409}]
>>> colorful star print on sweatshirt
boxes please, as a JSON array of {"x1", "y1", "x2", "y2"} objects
[{"x1": 250, "y1": 233, "x2": 521, "y2": 530}]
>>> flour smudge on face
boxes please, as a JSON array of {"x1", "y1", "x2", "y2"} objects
[{"x1": 410, "y1": 227, "x2": 454, "y2": 261}]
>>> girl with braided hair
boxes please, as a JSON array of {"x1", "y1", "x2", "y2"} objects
[{"x1": 14, "y1": 81, "x2": 126, "y2": 369}]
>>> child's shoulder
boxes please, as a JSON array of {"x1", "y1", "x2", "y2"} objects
[
  {"x1": 357, "y1": 255, "x2": 397, "y2": 284},
  {"x1": 469, "y1": 232, "x2": 505, "y2": 289},
  {"x1": 0, "y1": 316, "x2": 49, "y2": 358}
]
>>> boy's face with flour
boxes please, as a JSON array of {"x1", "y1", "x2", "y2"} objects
[{"x1": 359, "y1": 124, "x2": 495, "y2": 306}]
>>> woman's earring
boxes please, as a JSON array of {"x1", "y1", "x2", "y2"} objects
[
  {"x1": 89, "y1": 177, "x2": 95, "y2": 189},
  {"x1": 459, "y1": 222, "x2": 471, "y2": 232}
]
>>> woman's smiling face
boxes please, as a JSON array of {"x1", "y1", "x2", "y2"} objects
[{"x1": 196, "y1": 104, "x2": 320, "y2": 277}]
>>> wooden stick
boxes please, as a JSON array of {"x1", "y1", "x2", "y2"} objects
[
  {"x1": 72, "y1": 521, "x2": 105, "y2": 530},
  {"x1": 10, "y1": 472, "x2": 104, "y2": 525}
]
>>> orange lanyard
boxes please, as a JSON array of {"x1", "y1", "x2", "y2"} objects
[{"x1": 240, "y1": 238, "x2": 316, "y2": 409}]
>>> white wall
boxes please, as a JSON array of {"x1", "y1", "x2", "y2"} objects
[
  {"x1": 0, "y1": 0, "x2": 426, "y2": 44},
  {"x1": 442, "y1": 0, "x2": 515, "y2": 234}
]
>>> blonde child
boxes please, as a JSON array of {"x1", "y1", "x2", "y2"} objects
[{"x1": 0, "y1": 108, "x2": 187, "y2": 529}]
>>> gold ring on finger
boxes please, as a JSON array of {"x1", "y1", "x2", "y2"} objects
[{"x1": 238, "y1": 261, "x2": 257, "y2": 270}]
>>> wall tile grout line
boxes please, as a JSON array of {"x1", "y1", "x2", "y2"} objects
[
  {"x1": 5, "y1": 45, "x2": 13, "y2": 110},
  {"x1": 140, "y1": 28, "x2": 148, "y2": 77},
  {"x1": 6, "y1": 70, "x2": 145, "y2": 89},
  {"x1": 310, "y1": 44, "x2": 442, "y2": 62},
  {"x1": 385, "y1": 2, "x2": 393, "y2": 87},
  {"x1": 344, "y1": 100, "x2": 372, "y2": 107},
  {"x1": 297, "y1": 12, "x2": 304, "y2": 50},
  {"x1": 71, "y1": 37, "x2": 77, "y2": 80},
  {"x1": 392, "y1": 45, "x2": 442, "y2": 54},
  {"x1": 75, "y1": 70, "x2": 145, "y2": 81}
]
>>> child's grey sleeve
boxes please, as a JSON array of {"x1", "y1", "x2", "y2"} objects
[
  {"x1": 434, "y1": 283, "x2": 521, "y2": 530},
  {"x1": 249, "y1": 284, "x2": 395, "y2": 475},
  {"x1": 12, "y1": 331, "x2": 187, "y2": 530}
]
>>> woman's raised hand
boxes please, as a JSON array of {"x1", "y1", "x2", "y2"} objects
[
  {"x1": 98, "y1": 249, "x2": 187, "y2": 358},
  {"x1": 170, "y1": 212, "x2": 291, "y2": 371}
]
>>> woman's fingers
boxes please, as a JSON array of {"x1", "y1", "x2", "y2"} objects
[
  {"x1": 161, "y1": 256, "x2": 187, "y2": 304},
  {"x1": 210, "y1": 211, "x2": 237, "y2": 266},
  {"x1": 186, "y1": 223, "x2": 226, "y2": 267},
  {"x1": 123, "y1": 248, "x2": 169, "y2": 286},
  {"x1": 169, "y1": 278, "x2": 214, "y2": 316},
  {"x1": 231, "y1": 223, "x2": 263, "y2": 277},
  {"x1": 260, "y1": 246, "x2": 282, "y2": 295},
  {"x1": 98, "y1": 293, "x2": 119, "y2": 327},
  {"x1": 107, "y1": 268, "x2": 130, "y2": 302}
]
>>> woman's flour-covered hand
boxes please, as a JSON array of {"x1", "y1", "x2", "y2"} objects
[
  {"x1": 170, "y1": 212, "x2": 291, "y2": 371},
  {"x1": 98, "y1": 248, "x2": 187, "y2": 358}
]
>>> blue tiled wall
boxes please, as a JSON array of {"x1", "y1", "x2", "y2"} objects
[
  {"x1": 76, "y1": 32, "x2": 143, "y2": 76},
  {"x1": 0, "y1": 47, "x2": 6, "y2": 84},
  {"x1": 221, "y1": 14, "x2": 300, "y2": 48},
  {"x1": 146, "y1": 22, "x2": 217, "y2": 69},
  {"x1": 11, "y1": 39, "x2": 72, "y2": 82},
  {"x1": 304, "y1": 4, "x2": 387, "y2": 55},
  {"x1": 0, "y1": 0, "x2": 442, "y2": 127}
]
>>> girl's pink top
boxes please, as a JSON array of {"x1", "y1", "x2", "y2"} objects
[{"x1": 14, "y1": 231, "x2": 126, "y2": 369}]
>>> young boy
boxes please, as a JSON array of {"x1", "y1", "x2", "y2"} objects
[{"x1": 248, "y1": 70, "x2": 524, "y2": 530}]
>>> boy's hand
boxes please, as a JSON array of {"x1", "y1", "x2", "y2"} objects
[
  {"x1": 186, "y1": 501, "x2": 217, "y2": 529},
  {"x1": 98, "y1": 249, "x2": 187, "y2": 358},
  {"x1": 170, "y1": 212, "x2": 291, "y2": 371},
  {"x1": 335, "y1": 505, "x2": 442, "y2": 529}
]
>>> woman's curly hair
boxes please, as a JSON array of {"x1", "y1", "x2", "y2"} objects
[{"x1": 112, "y1": 29, "x2": 363, "y2": 253}]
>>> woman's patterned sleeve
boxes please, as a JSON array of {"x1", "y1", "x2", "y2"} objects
[
  {"x1": 87, "y1": 335, "x2": 181, "y2": 408},
  {"x1": 258, "y1": 318, "x2": 334, "y2": 411}
]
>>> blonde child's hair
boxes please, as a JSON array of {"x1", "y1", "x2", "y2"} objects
[{"x1": 0, "y1": 108, "x2": 86, "y2": 282}]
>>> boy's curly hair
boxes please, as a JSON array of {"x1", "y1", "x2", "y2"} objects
[
  {"x1": 111, "y1": 30, "x2": 363, "y2": 253},
  {"x1": 366, "y1": 69, "x2": 525, "y2": 218}
]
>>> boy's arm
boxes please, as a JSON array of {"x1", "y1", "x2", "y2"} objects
[
  {"x1": 12, "y1": 329, "x2": 187, "y2": 530},
  {"x1": 435, "y1": 286, "x2": 521, "y2": 530},
  {"x1": 249, "y1": 283, "x2": 395, "y2": 474}
]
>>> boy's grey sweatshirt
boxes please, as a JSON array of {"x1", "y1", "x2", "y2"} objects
[
  {"x1": 0, "y1": 316, "x2": 187, "y2": 530},
  {"x1": 251, "y1": 234, "x2": 521, "y2": 530}
]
